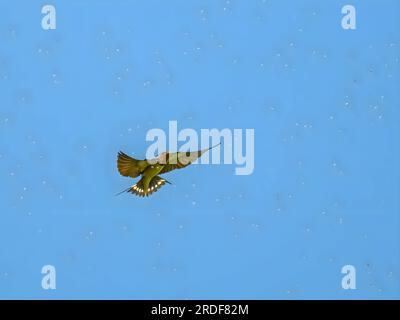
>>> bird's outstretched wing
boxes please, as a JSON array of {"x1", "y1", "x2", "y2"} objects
[
  {"x1": 159, "y1": 144, "x2": 220, "y2": 174},
  {"x1": 117, "y1": 151, "x2": 149, "y2": 178}
]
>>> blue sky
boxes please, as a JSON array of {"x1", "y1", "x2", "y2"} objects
[{"x1": 0, "y1": 0, "x2": 399, "y2": 299}]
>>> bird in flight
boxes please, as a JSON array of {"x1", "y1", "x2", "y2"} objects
[{"x1": 116, "y1": 144, "x2": 220, "y2": 197}]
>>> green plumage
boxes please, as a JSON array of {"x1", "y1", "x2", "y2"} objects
[{"x1": 116, "y1": 144, "x2": 219, "y2": 197}]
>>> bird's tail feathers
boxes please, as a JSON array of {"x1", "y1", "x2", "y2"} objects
[
  {"x1": 126, "y1": 175, "x2": 169, "y2": 197},
  {"x1": 115, "y1": 187, "x2": 131, "y2": 196}
]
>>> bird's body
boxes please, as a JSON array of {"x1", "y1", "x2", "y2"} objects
[
  {"x1": 140, "y1": 164, "x2": 164, "y2": 191},
  {"x1": 116, "y1": 144, "x2": 219, "y2": 197}
]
